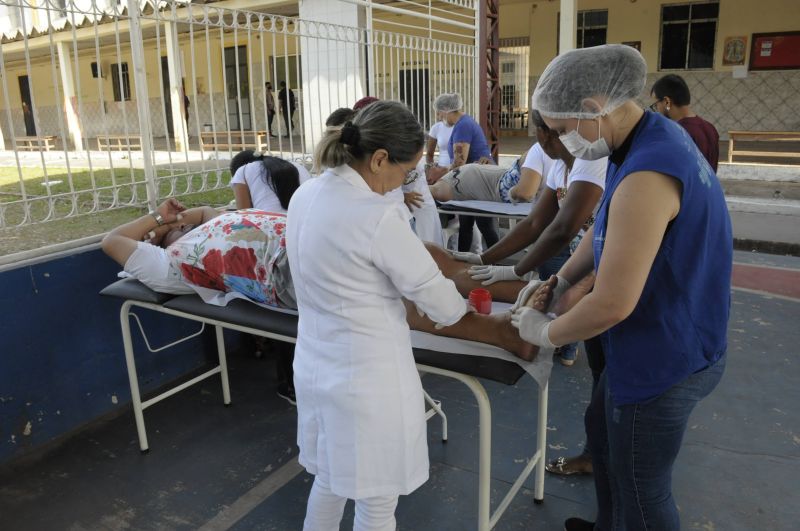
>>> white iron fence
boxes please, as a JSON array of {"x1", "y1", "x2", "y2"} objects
[{"x1": 0, "y1": 0, "x2": 478, "y2": 231}]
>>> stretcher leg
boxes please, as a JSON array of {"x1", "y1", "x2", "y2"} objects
[
  {"x1": 214, "y1": 325, "x2": 231, "y2": 405},
  {"x1": 534, "y1": 380, "x2": 548, "y2": 503},
  {"x1": 423, "y1": 389, "x2": 448, "y2": 442},
  {"x1": 120, "y1": 301, "x2": 149, "y2": 453}
]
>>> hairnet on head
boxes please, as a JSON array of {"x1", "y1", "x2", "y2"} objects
[
  {"x1": 532, "y1": 44, "x2": 647, "y2": 120},
  {"x1": 433, "y1": 92, "x2": 463, "y2": 113}
]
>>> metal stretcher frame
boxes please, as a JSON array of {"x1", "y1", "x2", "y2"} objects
[{"x1": 105, "y1": 284, "x2": 548, "y2": 531}]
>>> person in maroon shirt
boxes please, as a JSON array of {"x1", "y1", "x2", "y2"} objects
[{"x1": 650, "y1": 74, "x2": 720, "y2": 172}]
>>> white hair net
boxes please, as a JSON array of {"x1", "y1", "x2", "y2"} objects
[
  {"x1": 532, "y1": 44, "x2": 647, "y2": 120},
  {"x1": 433, "y1": 92, "x2": 463, "y2": 113}
]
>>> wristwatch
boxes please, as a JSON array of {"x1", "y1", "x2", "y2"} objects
[{"x1": 149, "y1": 211, "x2": 165, "y2": 226}]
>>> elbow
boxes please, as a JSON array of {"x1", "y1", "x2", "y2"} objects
[
  {"x1": 516, "y1": 190, "x2": 535, "y2": 203},
  {"x1": 594, "y1": 298, "x2": 636, "y2": 329},
  {"x1": 546, "y1": 221, "x2": 576, "y2": 245},
  {"x1": 101, "y1": 232, "x2": 115, "y2": 256}
]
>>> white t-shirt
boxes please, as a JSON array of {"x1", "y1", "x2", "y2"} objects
[
  {"x1": 428, "y1": 121, "x2": 454, "y2": 167},
  {"x1": 545, "y1": 156, "x2": 608, "y2": 251},
  {"x1": 124, "y1": 242, "x2": 194, "y2": 295},
  {"x1": 231, "y1": 160, "x2": 312, "y2": 214},
  {"x1": 521, "y1": 143, "x2": 554, "y2": 180}
]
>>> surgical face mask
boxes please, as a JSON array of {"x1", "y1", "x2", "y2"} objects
[{"x1": 559, "y1": 118, "x2": 611, "y2": 160}]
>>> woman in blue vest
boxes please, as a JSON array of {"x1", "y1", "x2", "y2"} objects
[{"x1": 513, "y1": 45, "x2": 732, "y2": 531}]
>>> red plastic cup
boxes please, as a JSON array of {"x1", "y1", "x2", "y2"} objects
[{"x1": 468, "y1": 288, "x2": 492, "y2": 315}]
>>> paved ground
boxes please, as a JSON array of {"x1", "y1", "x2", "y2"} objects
[{"x1": 0, "y1": 250, "x2": 797, "y2": 531}]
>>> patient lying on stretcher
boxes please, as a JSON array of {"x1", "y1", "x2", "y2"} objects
[{"x1": 101, "y1": 199, "x2": 541, "y2": 361}]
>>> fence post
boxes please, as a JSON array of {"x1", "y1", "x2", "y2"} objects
[{"x1": 127, "y1": 0, "x2": 158, "y2": 209}]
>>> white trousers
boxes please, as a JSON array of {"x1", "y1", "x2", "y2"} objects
[{"x1": 303, "y1": 476, "x2": 399, "y2": 531}]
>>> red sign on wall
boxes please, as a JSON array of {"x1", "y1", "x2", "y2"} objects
[{"x1": 749, "y1": 32, "x2": 800, "y2": 70}]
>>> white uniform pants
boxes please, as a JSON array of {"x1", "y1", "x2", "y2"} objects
[{"x1": 303, "y1": 476, "x2": 399, "y2": 531}]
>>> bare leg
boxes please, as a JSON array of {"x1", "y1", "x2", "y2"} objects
[
  {"x1": 424, "y1": 242, "x2": 526, "y2": 303},
  {"x1": 405, "y1": 300, "x2": 538, "y2": 362}
]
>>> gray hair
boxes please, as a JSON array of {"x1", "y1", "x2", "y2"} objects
[
  {"x1": 314, "y1": 100, "x2": 425, "y2": 169},
  {"x1": 433, "y1": 92, "x2": 463, "y2": 113}
]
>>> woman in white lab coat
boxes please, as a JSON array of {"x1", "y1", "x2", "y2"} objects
[{"x1": 286, "y1": 101, "x2": 469, "y2": 531}]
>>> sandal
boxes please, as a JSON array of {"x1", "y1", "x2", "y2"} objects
[{"x1": 545, "y1": 454, "x2": 593, "y2": 476}]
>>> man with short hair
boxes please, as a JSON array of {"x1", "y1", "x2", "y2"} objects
[
  {"x1": 651, "y1": 74, "x2": 720, "y2": 171},
  {"x1": 277, "y1": 81, "x2": 296, "y2": 137}
]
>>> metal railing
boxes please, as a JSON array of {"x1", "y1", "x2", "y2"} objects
[{"x1": 0, "y1": 0, "x2": 478, "y2": 233}]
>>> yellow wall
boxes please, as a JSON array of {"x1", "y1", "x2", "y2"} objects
[
  {"x1": 500, "y1": 0, "x2": 800, "y2": 75},
  {"x1": 0, "y1": 29, "x2": 301, "y2": 111}
]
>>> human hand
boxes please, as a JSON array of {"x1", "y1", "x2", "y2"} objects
[
  {"x1": 476, "y1": 156, "x2": 493, "y2": 165},
  {"x1": 404, "y1": 192, "x2": 424, "y2": 210},
  {"x1": 530, "y1": 275, "x2": 572, "y2": 314},
  {"x1": 451, "y1": 251, "x2": 483, "y2": 265},
  {"x1": 511, "y1": 307, "x2": 556, "y2": 348},
  {"x1": 511, "y1": 279, "x2": 544, "y2": 311},
  {"x1": 469, "y1": 264, "x2": 527, "y2": 285},
  {"x1": 426, "y1": 165, "x2": 448, "y2": 184},
  {"x1": 157, "y1": 198, "x2": 186, "y2": 223}
]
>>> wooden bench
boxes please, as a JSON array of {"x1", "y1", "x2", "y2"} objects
[
  {"x1": 199, "y1": 130, "x2": 270, "y2": 152},
  {"x1": 727, "y1": 130, "x2": 800, "y2": 164},
  {"x1": 15, "y1": 136, "x2": 56, "y2": 151},
  {"x1": 97, "y1": 134, "x2": 143, "y2": 151}
]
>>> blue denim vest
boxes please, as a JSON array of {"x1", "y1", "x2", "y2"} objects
[{"x1": 593, "y1": 111, "x2": 732, "y2": 405}]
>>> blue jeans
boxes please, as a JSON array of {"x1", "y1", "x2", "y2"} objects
[
  {"x1": 586, "y1": 355, "x2": 726, "y2": 530},
  {"x1": 537, "y1": 246, "x2": 577, "y2": 359}
]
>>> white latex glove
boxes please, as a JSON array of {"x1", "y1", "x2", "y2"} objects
[
  {"x1": 511, "y1": 279, "x2": 544, "y2": 311},
  {"x1": 511, "y1": 307, "x2": 557, "y2": 348},
  {"x1": 469, "y1": 264, "x2": 529, "y2": 286},
  {"x1": 542, "y1": 275, "x2": 572, "y2": 313},
  {"x1": 451, "y1": 251, "x2": 483, "y2": 265}
]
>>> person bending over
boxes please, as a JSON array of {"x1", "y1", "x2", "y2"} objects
[
  {"x1": 230, "y1": 151, "x2": 311, "y2": 213},
  {"x1": 456, "y1": 110, "x2": 607, "y2": 367},
  {"x1": 516, "y1": 44, "x2": 730, "y2": 531}
]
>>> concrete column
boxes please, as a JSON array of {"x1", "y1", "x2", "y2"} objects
[
  {"x1": 164, "y1": 20, "x2": 189, "y2": 153},
  {"x1": 298, "y1": 0, "x2": 368, "y2": 152},
  {"x1": 56, "y1": 41, "x2": 83, "y2": 150},
  {"x1": 559, "y1": 0, "x2": 577, "y2": 55}
]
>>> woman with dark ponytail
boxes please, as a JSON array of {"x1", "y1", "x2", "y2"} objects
[
  {"x1": 230, "y1": 151, "x2": 311, "y2": 213},
  {"x1": 287, "y1": 101, "x2": 470, "y2": 530}
]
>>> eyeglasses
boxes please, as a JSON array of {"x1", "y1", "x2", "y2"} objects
[
  {"x1": 403, "y1": 168, "x2": 420, "y2": 185},
  {"x1": 649, "y1": 99, "x2": 664, "y2": 112}
]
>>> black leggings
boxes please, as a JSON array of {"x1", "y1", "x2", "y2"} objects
[{"x1": 457, "y1": 216, "x2": 499, "y2": 252}]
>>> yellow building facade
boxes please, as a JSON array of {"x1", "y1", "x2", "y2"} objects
[{"x1": 499, "y1": 0, "x2": 800, "y2": 135}]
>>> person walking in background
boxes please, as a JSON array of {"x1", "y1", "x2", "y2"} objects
[
  {"x1": 265, "y1": 82, "x2": 277, "y2": 137},
  {"x1": 650, "y1": 74, "x2": 720, "y2": 171},
  {"x1": 278, "y1": 81, "x2": 296, "y2": 137}
]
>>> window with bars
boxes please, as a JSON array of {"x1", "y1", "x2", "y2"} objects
[
  {"x1": 501, "y1": 85, "x2": 515, "y2": 107},
  {"x1": 659, "y1": 2, "x2": 719, "y2": 70},
  {"x1": 501, "y1": 62, "x2": 515, "y2": 74},
  {"x1": 577, "y1": 10, "x2": 608, "y2": 48},
  {"x1": 111, "y1": 62, "x2": 131, "y2": 101}
]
